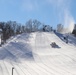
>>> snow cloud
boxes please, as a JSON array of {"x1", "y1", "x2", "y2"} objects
[
  {"x1": 46, "y1": 0, "x2": 75, "y2": 33},
  {"x1": 64, "y1": 10, "x2": 75, "y2": 33}
]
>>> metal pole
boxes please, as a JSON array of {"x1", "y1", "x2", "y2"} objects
[{"x1": 12, "y1": 67, "x2": 14, "y2": 75}]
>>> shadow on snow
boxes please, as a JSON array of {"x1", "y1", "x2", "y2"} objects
[{"x1": 0, "y1": 33, "x2": 34, "y2": 62}]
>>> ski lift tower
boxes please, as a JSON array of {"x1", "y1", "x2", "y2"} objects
[{"x1": 0, "y1": 29, "x2": 2, "y2": 46}]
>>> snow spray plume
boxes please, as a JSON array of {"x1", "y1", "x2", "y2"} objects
[
  {"x1": 61, "y1": 0, "x2": 75, "y2": 33},
  {"x1": 47, "y1": 0, "x2": 75, "y2": 33},
  {"x1": 63, "y1": 9, "x2": 75, "y2": 33}
]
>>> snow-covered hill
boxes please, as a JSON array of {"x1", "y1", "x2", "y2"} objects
[{"x1": 0, "y1": 32, "x2": 76, "y2": 75}]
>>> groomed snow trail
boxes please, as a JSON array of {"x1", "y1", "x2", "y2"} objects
[{"x1": 0, "y1": 32, "x2": 76, "y2": 75}]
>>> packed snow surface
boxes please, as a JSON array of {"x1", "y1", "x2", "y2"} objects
[{"x1": 0, "y1": 32, "x2": 76, "y2": 75}]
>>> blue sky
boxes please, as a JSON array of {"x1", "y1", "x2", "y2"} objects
[{"x1": 0, "y1": 0, "x2": 76, "y2": 29}]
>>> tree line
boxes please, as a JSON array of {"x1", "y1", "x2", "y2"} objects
[
  {"x1": 57, "y1": 24, "x2": 76, "y2": 37},
  {"x1": 0, "y1": 19, "x2": 75, "y2": 44},
  {"x1": 0, "y1": 19, "x2": 52, "y2": 43}
]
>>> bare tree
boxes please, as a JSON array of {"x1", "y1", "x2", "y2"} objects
[
  {"x1": 32, "y1": 19, "x2": 41, "y2": 31},
  {"x1": 26, "y1": 19, "x2": 32, "y2": 32},
  {"x1": 57, "y1": 24, "x2": 63, "y2": 32}
]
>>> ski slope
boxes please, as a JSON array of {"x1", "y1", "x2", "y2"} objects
[{"x1": 0, "y1": 32, "x2": 76, "y2": 75}]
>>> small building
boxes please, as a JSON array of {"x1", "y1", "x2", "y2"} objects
[
  {"x1": 72, "y1": 24, "x2": 76, "y2": 36},
  {"x1": 0, "y1": 29, "x2": 2, "y2": 45},
  {"x1": 74, "y1": 24, "x2": 76, "y2": 30}
]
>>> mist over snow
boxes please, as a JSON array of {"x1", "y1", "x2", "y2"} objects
[
  {"x1": 47, "y1": 0, "x2": 75, "y2": 33},
  {"x1": 64, "y1": 10, "x2": 75, "y2": 33}
]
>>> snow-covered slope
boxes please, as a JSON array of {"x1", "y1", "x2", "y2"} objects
[
  {"x1": 55, "y1": 32, "x2": 76, "y2": 45},
  {"x1": 0, "y1": 32, "x2": 76, "y2": 75}
]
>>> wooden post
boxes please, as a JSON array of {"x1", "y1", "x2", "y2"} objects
[{"x1": 12, "y1": 67, "x2": 14, "y2": 75}]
